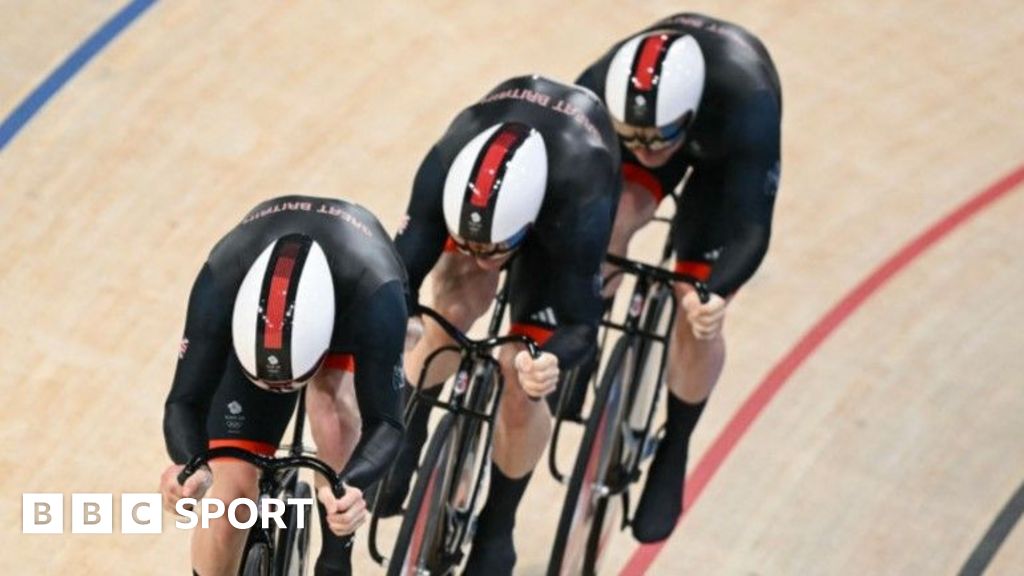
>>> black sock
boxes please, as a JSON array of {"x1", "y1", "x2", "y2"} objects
[
  {"x1": 314, "y1": 500, "x2": 353, "y2": 576},
  {"x1": 477, "y1": 463, "x2": 532, "y2": 537},
  {"x1": 632, "y1": 394, "x2": 706, "y2": 543},
  {"x1": 664, "y1": 392, "x2": 706, "y2": 440},
  {"x1": 464, "y1": 463, "x2": 532, "y2": 575}
]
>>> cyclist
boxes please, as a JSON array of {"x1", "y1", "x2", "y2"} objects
[
  {"x1": 376, "y1": 75, "x2": 621, "y2": 573},
  {"x1": 577, "y1": 12, "x2": 782, "y2": 543},
  {"x1": 159, "y1": 196, "x2": 408, "y2": 576}
]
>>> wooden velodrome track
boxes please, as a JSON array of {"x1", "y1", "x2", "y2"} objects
[{"x1": 2, "y1": 1, "x2": 1023, "y2": 574}]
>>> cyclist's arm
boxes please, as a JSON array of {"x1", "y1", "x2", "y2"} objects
[
  {"x1": 163, "y1": 264, "x2": 232, "y2": 464},
  {"x1": 340, "y1": 280, "x2": 408, "y2": 490},
  {"x1": 543, "y1": 167, "x2": 619, "y2": 369},
  {"x1": 394, "y1": 145, "x2": 449, "y2": 310},
  {"x1": 706, "y1": 91, "x2": 781, "y2": 296}
]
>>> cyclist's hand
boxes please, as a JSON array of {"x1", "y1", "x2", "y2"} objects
[
  {"x1": 318, "y1": 484, "x2": 366, "y2": 536},
  {"x1": 682, "y1": 291, "x2": 727, "y2": 340},
  {"x1": 405, "y1": 315, "x2": 424, "y2": 352},
  {"x1": 161, "y1": 463, "x2": 212, "y2": 512},
  {"x1": 514, "y1": 350, "x2": 560, "y2": 398}
]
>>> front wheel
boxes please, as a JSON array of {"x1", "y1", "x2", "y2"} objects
[
  {"x1": 243, "y1": 541, "x2": 271, "y2": 576},
  {"x1": 547, "y1": 337, "x2": 635, "y2": 576},
  {"x1": 276, "y1": 481, "x2": 312, "y2": 576},
  {"x1": 387, "y1": 414, "x2": 457, "y2": 576}
]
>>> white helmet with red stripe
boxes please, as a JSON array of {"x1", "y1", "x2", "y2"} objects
[
  {"x1": 605, "y1": 31, "x2": 705, "y2": 130},
  {"x1": 232, "y1": 234, "x2": 335, "y2": 392},
  {"x1": 442, "y1": 122, "x2": 547, "y2": 251}
]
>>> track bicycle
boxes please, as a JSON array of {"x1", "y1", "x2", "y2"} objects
[
  {"x1": 547, "y1": 207, "x2": 709, "y2": 576},
  {"x1": 178, "y1": 393, "x2": 343, "y2": 576},
  {"x1": 367, "y1": 276, "x2": 540, "y2": 576}
]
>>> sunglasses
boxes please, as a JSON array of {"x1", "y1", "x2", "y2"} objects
[
  {"x1": 450, "y1": 227, "x2": 527, "y2": 260},
  {"x1": 613, "y1": 115, "x2": 689, "y2": 152}
]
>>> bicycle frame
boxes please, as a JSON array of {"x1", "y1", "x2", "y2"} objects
[
  {"x1": 367, "y1": 272, "x2": 540, "y2": 567},
  {"x1": 546, "y1": 190, "x2": 709, "y2": 484},
  {"x1": 601, "y1": 254, "x2": 707, "y2": 487},
  {"x1": 555, "y1": 189, "x2": 709, "y2": 490}
]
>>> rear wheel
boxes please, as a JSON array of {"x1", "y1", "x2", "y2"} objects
[
  {"x1": 388, "y1": 414, "x2": 457, "y2": 576},
  {"x1": 547, "y1": 337, "x2": 635, "y2": 576}
]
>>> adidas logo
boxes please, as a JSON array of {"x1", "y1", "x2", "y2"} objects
[{"x1": 529, "y1": 307, "x2": 557, "y2": 326}]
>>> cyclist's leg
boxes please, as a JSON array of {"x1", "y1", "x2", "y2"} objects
[
  {"x1": 377, "y1": 247, "x2": 500, "y2": 514},
  {"x1": 601, "y1": 172, "x2": 664, "y2": 299},
  {"x1": 667, "y1": 288, "x2": 728, "y2": 405},
  {"x1": 465, "y1": 252, "x2": 555, "y2": 575},
  {"x1": 633, "y1": 166, "x2": 727, "y2": 543},
  {"x1": 191, "y1": 459, "x2": 260, "y2": 576},
  {"x1": 493, "y1": 343, "x2": 554, "y2": 478},
  {"x1": 404, "y1": 245, "x2": 502, "y2": 386},
  {"x1": 196, "y1": 360, "x2": 300, "y2": 575},
  {"x1": 307, "y1": 361, "x2": 359, "y2": 575},
  {"x1": 462, "y1": 347, "x2": 547, "y2": 576}
]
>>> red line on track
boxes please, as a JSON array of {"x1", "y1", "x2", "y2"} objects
[{"x1": 621, "y1": 163, "x2": 1024, "y2": 575}]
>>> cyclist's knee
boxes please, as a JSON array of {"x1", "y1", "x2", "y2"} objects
[
  {"x1": 672, "y1": 279, "x2": 700, "y2": 300},
  {"x1": 614, "y1": 183, "x2": 658, "y2": 236},
  {"x1": 207, "y1": 460, "x2": 259, "y2": 520},
  {"x1": 434, "y1": 297, "x2": 486, "y2": 330},
  {"x1": 431, "y1": 280, "x2": 493, "y2": 329},
  {"x1": 600, "y1": 255, "x2": 629, "y2": 298},
  {"x1": 497, "y1": 342, "x2": 519, "y2": 367},
  {"x1": 497, "y1": 345, "x2": 523, "y2": 396}
]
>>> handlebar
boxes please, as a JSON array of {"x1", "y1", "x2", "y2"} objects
[
  {"x1": 605, "y1": 253, "x2": 711, "y2": 304},
  {"x1": 414, "y1": 303, "x2": 544, "y2": 401},
  {"x1": 177, "y1": 446, "x2": 346, "y2": 498},
  {"x1": 415, "y1": 304, "x2": 541, "y2": 359}
]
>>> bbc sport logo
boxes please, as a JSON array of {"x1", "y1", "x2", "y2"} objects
[{"x1": 22, "y1": 493, "x2": 314, "y2": 534}]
